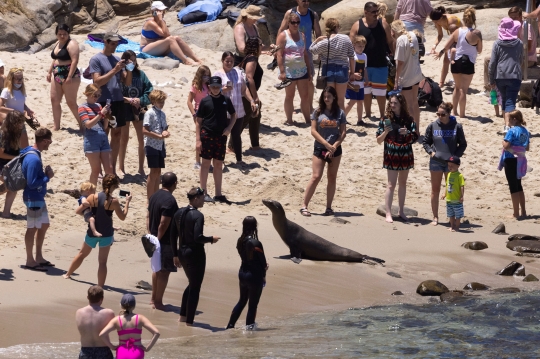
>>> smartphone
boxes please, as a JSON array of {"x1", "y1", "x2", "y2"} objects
[
  {"x1": 119, "y1": 190, "x2": 130, "y2": 198},
  {"x1": 227, "y1": 80, "x2": 232, "y2": 88},
  {"x1": 384, "y1": 119, "x2": 392, "y2": 127},
  {"x1": 152, "y1": 10, "x2": 157, "y2": 17},
  {"x1": 106, "y1": 99, "x2": 111, "y2": 107}
]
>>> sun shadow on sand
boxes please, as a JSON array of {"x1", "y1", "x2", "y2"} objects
[
  {"x1": 191, "y1": 322, "x2": 226, "y2": 332},
  {"x1": 246, "y1": 148, "x2": 281, "y2": 161},
  {"x1": 64, "y1": 127, "x2": 83, "y2": 137},
  {"x1": 121, "y1": 173, "x2": 147, "y2": 185},
  {"x1": 0, "y1": 268, "x2": 15, "y2": 281},
  {"x1": 45, "y1": 266, "x2": 69, "y2": 276},
  {"x1": 68, "y1": 277, "x2": 143, "y2": 295},
  {"x1": 466, "y1": 116, "x2": 493, "y2": 124},
  {"x1": 346, "y1": 128, "x2": 368, "y2": 137},
  {"x1": 260, "y1": 123, "x2": 298, "y2": 136}
]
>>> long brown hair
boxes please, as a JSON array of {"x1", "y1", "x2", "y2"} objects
[
  {"x1": 316, "y1": 86, "x2": 340, "y2": 118},
  {"x1": 0, "y1": 110, "x2": 25, "y2": 150},
  {"x1": 192, "y1": 65, "x2": 211, "y2": 92},
  {"x1": 236, "y1": 216, "x2": 258, "y2": 260},
  {"x1": 384, "y1": 93, "x2": 412, "y2": 123},
  {"x1": 102, "y1": 174, "x2": 119, "y2": 200}
]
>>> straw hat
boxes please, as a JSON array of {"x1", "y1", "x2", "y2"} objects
[{"x1": 241, "y1": 5, "x2": 264, "y2": 20}]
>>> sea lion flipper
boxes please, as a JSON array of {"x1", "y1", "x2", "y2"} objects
[{"x1": 291, "y1": 257, "x2": 302, "y2": 264}]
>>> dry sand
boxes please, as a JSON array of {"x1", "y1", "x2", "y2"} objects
[{"x1": 1, "y1": 8, "x2": 540, "y2": 348}]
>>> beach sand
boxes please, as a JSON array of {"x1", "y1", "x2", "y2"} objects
[{"x1": 1, "y1": 8, "x2": 540, "y2": 348}]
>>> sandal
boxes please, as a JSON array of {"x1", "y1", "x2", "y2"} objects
[
  {"x1": 323, "y1": 208, "x2": 334, "y2": 216},
  {"x1": 274, "y1": 79, "x2": 292, "y2": 90},
  {"x1": 300, "y1": 208, "x2": 311, "y2": 217},
  {"x1": 25, "y1": 115, "x2": 40, "y2": 131}
]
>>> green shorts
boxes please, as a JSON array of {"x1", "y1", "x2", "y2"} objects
[{"x1": 84, "y1": 234, "x2": 114, "y2": 248}]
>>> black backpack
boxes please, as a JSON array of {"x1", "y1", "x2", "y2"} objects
[
  {"x1": 290, "y1": 7, "x2": 315, "y2": 32},
  {"x1": 532, "y1": 78, "x2": 540, "y2": 110},
  {"x1": 418, "y1": 77, "x2": 443, "y2": 108}
]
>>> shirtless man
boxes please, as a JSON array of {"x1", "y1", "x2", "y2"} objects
[{"x1": 76, "y1": 285, "x2": 115, "y2": 359}]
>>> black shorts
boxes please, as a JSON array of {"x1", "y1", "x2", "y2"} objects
[
  {"x1": 99, "y1": 101, "x2": 127, "y2": 127},
  {"x1": 79, "y1": 347, "x2": 113, "y2": 359},
  {"x1": 314, "y1": 145, "x2": 342, "y2": 158},
  {"x1": 288, "y1": 72, "x2": 310, "y2": 81},
  {"x1": 402, "y1": 82, "x2": 420, "y2": 91},
  {"x1": 200, "y1": 129, "x2": 227, "y2": 161},
  {"x1": 451, "y1": 56, "x2": 475, "y2": 75},
  {"x1": 160, "y1": 244, "x2": 177, "y2": 272},
  {"x1": 145, "y1": 146, "x2": 166, "y2": 168}
]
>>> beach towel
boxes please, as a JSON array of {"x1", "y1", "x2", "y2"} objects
[
  {"x1": 497, "y1": 146, "x2": 528, "y2": 179},
  {"x1": 144, "y1": 234, "x2": 162, "y2": 272},
  {"x1": 177, "y1": 0, "x2": 223, "y2": 26}
]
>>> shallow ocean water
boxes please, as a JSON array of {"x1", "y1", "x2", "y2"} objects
[{"x1": 2, "y1": 291, "x2": 540, "y2": 358}]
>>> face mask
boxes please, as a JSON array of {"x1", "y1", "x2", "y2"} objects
[
  {"x1": 126, "y1": 63, "x2": 135, "y2": 72},
  {"x1": 203, "y1": 76, "x2": 210, "y2": 83},
  {"x1": 14, "y1": 83, "x2": 22, "y2": 89}
]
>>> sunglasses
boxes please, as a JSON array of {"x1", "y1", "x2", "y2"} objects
[
  {"x1": 436, "y1": 112, "x2": 447, "y2": 117},
  {"x1": 290, "y1": 21, "x2": 300, "y2": 25},
  {"x1": 367, "y1": 9, "x2": 379, "y2": 14}
]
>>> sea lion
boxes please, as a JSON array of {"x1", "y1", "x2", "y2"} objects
[{"x1": 262, "y1": 199, "x2": 384, "y2": 265}]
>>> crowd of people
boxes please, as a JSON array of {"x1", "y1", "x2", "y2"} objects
[{"x1": 0, "y1": 0, "x2": 537, "y2": 356}]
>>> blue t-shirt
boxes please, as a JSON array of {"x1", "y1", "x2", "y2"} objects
[
  {"x1": 293, "y1": 8, "x2": 313, "y2": 48},
  {"x1": 503, "y1": 126, "x2": 530, "y2": 159},
  {"x1": 89, "y1": 53, "x2": 123, "y2": 102}
]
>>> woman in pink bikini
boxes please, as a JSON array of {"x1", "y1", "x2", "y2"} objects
[{"x1": 99, "y1": 294, "x2": 160, "y2": 358}]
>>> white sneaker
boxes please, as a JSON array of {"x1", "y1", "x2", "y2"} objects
[
  {"x1": 193, "y1": 162, "x2": 201, "y2": 170},
  {"x1": 503, "y1": 126, "x2": 510, "y2": 134}
]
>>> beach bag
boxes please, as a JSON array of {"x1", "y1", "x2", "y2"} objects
[
  {"x1": 0, "y1": 150, "x2": 38, "y2": 192},
  {"x1": 316, "y1": 36, "x2": 330, "y2": 90},
  {"x1": 532, "y1": 78, "x2": 540, "y2": 110}
]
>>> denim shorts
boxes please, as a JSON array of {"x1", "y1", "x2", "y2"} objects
[
  {"x1": 84, "y1": 131, "x2": 111, "y2": 153},
  {"x1": 495, "y1": 79, "x2": 521, "y2": 112},
  {"x1": 402, "y1": 21, "x2": 424, "y2": 36},
  {"x1": 322, "y1": 64, "x2": 349, "y2": 84},
  {"x1": 429, "y1": 157, "x2": 448, "y2": 172}
]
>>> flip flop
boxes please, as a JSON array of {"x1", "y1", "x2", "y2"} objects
[
  {"x1": 300, "y1": 208, "x2": 311, "y2": 217},
  {"x1": 39, "y1": 261, "x2": 55, "y2": 267},
  {"x1": 20, "y1": 265, "x2": 48, "y2": 272},
  {"x1": 274, "y1": 80, "x2": 292, "y2": 90}
]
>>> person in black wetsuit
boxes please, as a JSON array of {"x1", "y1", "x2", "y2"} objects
[
  {"x1": 226, "y1": 216, "x2": 268, "y2": 330},
  {"x1": 170, "y1": 187, "x2": 220, "y2": 326}
]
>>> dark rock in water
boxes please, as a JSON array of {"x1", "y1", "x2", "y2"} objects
[
  {"x1": 391, "y1": 291, "x2": 404, "y2": 296},
  {"x1": 331, "y1": 217, "x2": 350, "y2": 224},
  {"x1": 492, "y1": 223, "x2": 508, "y2": 235},
  {"x1": 376, "y1": 205, "x2": 418, "y2": 218},
  {"x1": 387, "y1": 271, "x2": 402, "y2": 278},
  {"x1": 463, "y1": 282, "x2": 489, "y2": 291},
  {"x1": 507, "y1": 240, "x2": 540, "y2": 253},
  {"x1": 523, "y1": 274, "x2": 539, "y2": 282},
  {"x1": 416, "y1": 280, "x2": 449, "y2": 296},
  {"x1": 497, "y1": 261, "x2": 525, "y2": 276},
  {"x1": 491, "y1": 287, "x2": 521, "y2": 294},
  {"x1": 508, "y1": 234, "x2": 540, "y2": 241},
  {"x1": 135, "y1": 280, "x2": 152, "y2": 290},
  {"x1": 461, "y1": 241, "x2": 488, "y2": 250},
  {"x1": 440, "y1": 291, "x2": 465, "y2": 303}
]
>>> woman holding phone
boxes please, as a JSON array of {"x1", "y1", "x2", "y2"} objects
[
  {"x1": 376, "y1": 93, "x2": 418, "y2": 223},
  {"x1": 139, "y1": 1, "x2": 202, "y2": 65},
  {"x1": 300, "y1": 86, "x2": 346, "y2": 217},
  {"x1": 63, "y1": 174, "x2": 131, "y2": 287}
]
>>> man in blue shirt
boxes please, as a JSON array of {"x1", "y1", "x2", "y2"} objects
[{"x1": 21, "y1": 128, "x2": 55, "y2": 272}]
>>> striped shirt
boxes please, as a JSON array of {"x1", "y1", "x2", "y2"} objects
[
  {"x1": 78, "y1": 102, "x2": 104, "y2": 133},
  {"x1": 309, "y1": 34, "x2": 354, "y2": 67}
]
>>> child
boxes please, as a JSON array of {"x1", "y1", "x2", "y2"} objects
[
  {"x1": 187, "y1": 65, "x2": 211, "y2": 170},
  {"x1": 441, "y1": 156, "x2": 465, "y2": 232},
  {"x1": 143, "y1": 89, "x2": 169, "y2": 200},
  {"x1": 490, "y1": 87, "x2": 503, "y2": 117},
  {"x1": 345, "y1": 35, "x2": 368, "y2": 126},
  {"x1": 79, "y1": 182, "x2": 101, "y2": 237}
]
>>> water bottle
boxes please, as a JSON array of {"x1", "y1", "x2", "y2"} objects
[{"x1": 490, "y1": 90, "x2": 498, "y2": 105}]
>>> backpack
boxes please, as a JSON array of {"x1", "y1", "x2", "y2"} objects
[
  {"x1": 418, "y1": 77, "x2": 443, "y2": 108},
  {"x1": 1, "y1": 150, "x2": 38, "y2": 192},
  {"x1": 532, "y1": 78, "x2": 540, "y2": 110},
  {"x1": 290, "y1": 7, "x2": 315, "y2": 32}
]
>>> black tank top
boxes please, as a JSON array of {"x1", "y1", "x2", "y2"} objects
[
  {"x1": 357, "y1": 18, "x2": 388, "y2": 67},
  {"x1": 88, "y1": 192, "x2": 114, "y2": 237}
]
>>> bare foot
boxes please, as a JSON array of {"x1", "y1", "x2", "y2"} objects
[
  {"x1": 447, "y1": 227, "x2": 452, "y2": 231},
  {"x1": 138, "y1": 169, "x2": 146, "y2": 177},
  {"x1": 249, "y1": 146, "x2": 261, "y2": 151},
  {"x1": 153, "y1": 301, "x2": 165, "y2": 310},
  {"x1": 117, "y1": 170, "x2": 125, "y2": 180},
  {"x1": 385, "y1": 214, "x2": 393, "y2": 223},
  {"x1": 399, "y1": 213, "x2": 409, "y2": 222},
  {"x1": 507, "y1": 214, "x2": 519, "y2": 219},
  {"x1": 451, "y1": 228, "x2": 456, "y2": 232},
  {"x1": 179, "y1": 316, "x2": 187, "y2": 322},
  {"x1": 430, "y1": 218, "x2": 438, "y2": 226},
  {"x1": 63, "y1": 273, "x2": 71, "y2": 279}
]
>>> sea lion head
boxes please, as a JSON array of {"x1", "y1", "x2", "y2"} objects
[{"x1": 262, "y1": 199, "x2": 286, "y2": 217}]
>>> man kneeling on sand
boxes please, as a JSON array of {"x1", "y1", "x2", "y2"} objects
[{"x1": 76, "y1": 285, "x2": 115, "y2": 359}]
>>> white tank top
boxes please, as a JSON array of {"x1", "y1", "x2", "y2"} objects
[{"x1": 454, "y1": 28, "x2": 477, "y2": 64}]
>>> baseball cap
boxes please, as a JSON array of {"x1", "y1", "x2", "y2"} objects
[
  {"x1": 447, "y1": 156, "x2": 461, "y2": 165},
  {"x1": 151, "y1": 1, "x2": 168, "y2": 10},
  {"x1": 208, "y1": 76, "x2": 222, "y2": 87},
  {"x1": 120, "y1": 293, "x2": 136, "y2": 308},
  {"x1": 104, "y1": 32, "x2": 122, "y2": 42}
]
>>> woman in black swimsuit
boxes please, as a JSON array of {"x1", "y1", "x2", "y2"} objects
[
  {"x1": 63, "y1": 174, "x2": 132, "y2": 287},
  {"x1": 46, "y1": 24, "x2": 81, "y2": 131}
]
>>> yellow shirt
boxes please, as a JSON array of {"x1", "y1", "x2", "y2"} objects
[{"x1": 446, "y1": 171, "x2": 465, "y2": 203}]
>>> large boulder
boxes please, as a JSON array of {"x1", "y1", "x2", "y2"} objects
[
  {"x1": 319, "y1": 0, "x2": 397, "y2": 35},
  {"x1": 173, "y1": 19, "x2": 236, "y2": 53},
  {"x1": 108, "y1": 0, "x2": 150, "y2": 16},
  {"x1": 416, "y1": 280, "x2": 449, "y2": 296},
  {"x1": 270, "y1": 0, "x2": 341, "y2": 13}
]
